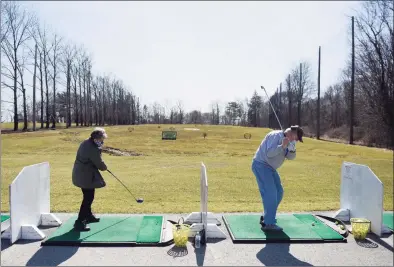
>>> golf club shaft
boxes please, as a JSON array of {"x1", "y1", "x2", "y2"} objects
[
  {"x1": 261, "y1": 86, "x2": 283, "y2": 130},
  {"x1": 107, "y1": 170, "x2": 138, "y2": 201}
]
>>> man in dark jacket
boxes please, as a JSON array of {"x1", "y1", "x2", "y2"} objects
[{"x1": 72, "y1": 127, "x2": 108, "y2": 231}]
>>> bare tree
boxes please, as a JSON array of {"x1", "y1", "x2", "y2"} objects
[
  {"x1": 61, "y1": 42, "x2": 76, "y2": 127},
  {"x1": 353, "y1": 0, "x2": 393, "y2": 147},
  {"x1": 32, "y1": 43, "x2": 38, "y2": 130},
  {"x1": 1, "y1": 1, "x2": 34, "y2": 130},
  {"x1": 136, "y1": 97, "x2": 141, "y2": 124},
  {"x1": 35, "y1": 23, "x2": 53, "y2": 128},
  {"x1": 177, "y1": 100, "x2": 184, "y2": 124},
  {"x1": 1, "y1": 1, "x2": 11, "y2": 43},
  {"x1": 38, "y1": 51, "x2": 44, "y2": 128},
  {"x1": 291, "y1": 61, "x2": 314, "y2": 126},
  {"x1": 92, "y1": 76, "x2": 99, "y2": 126},
  {"x1": 16, "y1": 49, "x2": 28, "y2": 130},
  {"x1": 285, "y1": 74, "x2": 294, "y2": 126},
  {"x1": 48, "y1": 33, "x2": 62, "y2": 128},
  {"x1": 76, "y1": 49, "x2": 85, "y2": 125}
]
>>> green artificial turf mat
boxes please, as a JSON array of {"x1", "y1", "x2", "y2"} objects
[
  {"x1": 1, "y1": 215, "x2": 10, "y2": 222},
  {"x1": 223, "y1": 214, "x2": 345, "y2": 243},
  {"x1": 383, "y1": 212, "x2": 393, "y2": 231},
  {"x1": 42, "y1": 215, "x2": 164, "y2": 245}
]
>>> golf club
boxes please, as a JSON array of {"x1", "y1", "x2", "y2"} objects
[
  {"x1": 261, "y1": 85, "x2": 283, "y2": 130},
  {"x1": 107, "y1": 170, "x2": 144, "y2": 203},
  {"x1": 261, "y1": 85, "x2": 297, "y2": 152}
]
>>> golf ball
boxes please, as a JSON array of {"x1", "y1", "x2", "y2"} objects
[
  {"x1": 174, "y1": 234, "x2": 188, "y2": 247},
  {"x1": 340, "y1": 225, "x2": 345, "y2": 230},
  {"x1": 137, "y1": 198, "x2": 144, "y2": 203}
]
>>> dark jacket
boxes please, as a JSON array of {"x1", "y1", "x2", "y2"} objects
[{"x1": 72, "y1": 138, "x2": 107, "y2": 189}]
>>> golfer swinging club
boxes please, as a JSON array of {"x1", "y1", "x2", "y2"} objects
[
  {"x1": 252, "y1": 125, "x2": 303, "y2": 231},
  {"x1": 72, "y1": 127, "x2": 108, "y2": 231}
]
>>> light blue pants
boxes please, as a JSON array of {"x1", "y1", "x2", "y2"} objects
[{"x1": 251, "y1": 160, "x2": 284, "y2": 225}]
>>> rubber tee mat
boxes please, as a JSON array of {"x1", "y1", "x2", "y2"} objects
[{"x1": 223, "y1": 214, "x2": 346, "y2": 243}]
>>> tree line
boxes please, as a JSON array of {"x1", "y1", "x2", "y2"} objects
[
  {"x1": 1, "y1": 1, "x2": 142, "y2": 131},
  {"x1": 1, "y1": 1, "x2": 392, "y2": 148}
]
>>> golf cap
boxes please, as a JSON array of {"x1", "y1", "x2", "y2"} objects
[
  {"x1": 290, "y1": 125, "x2": 304, "y2": 142},
  {"x1": 91, "y1": 127, "x2": 108, "y2": 139}
]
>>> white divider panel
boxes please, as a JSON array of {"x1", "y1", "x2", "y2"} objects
[
  {"x1": 201, "y1": 163, "x2": 208, "y2": 242},
  {"x1": 334, "y1": 161, "x2": 390, "y2": 236},
  {"x1": 186, "y1": 163, "x2": 226, "y2": 241},
  {"x1": 1, "y1": 162, "x2": 61, "y2": 243}
]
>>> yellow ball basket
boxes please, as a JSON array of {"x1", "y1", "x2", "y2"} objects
[
  {"x1": 350, "y1": 218, "x2": 370, "y2": 240},
  {"x1": 172, "y1": 217, "x2": 190, "y2": 247}
]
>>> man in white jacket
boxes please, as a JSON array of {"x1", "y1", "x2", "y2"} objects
[{"x1": 252, "y1": 125, "x2": 304, "y2": 231}]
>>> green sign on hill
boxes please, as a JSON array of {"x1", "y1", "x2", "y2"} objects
[{"x1": 162, "y1": 130, "x2": 177, "y2": 140}]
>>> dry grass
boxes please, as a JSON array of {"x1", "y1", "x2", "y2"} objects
[{"x1": 1, "y1": 124, "x2": 392, "y2": 214}]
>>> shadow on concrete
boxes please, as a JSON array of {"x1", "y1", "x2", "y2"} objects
[
  {"x1": 26, "y1": 246, "x2": 79, "y2": 266},
  {"x1": 355, "y1": 239, "x2": 379, "y2": 248},
  {"x1": 367, "y1": 234, "x2": 394, "y2": 252},
  {"x1": 256, "y1": 243, "x2": 313, "y2": 266},
  {"x1": 1, "y1": 223, "x2": 62, "y2": 252},
  {"x1": 167, "y1": 245, "x2": 188, "y2": 257},
  {"x1": 206, "y1": 238, "x2": 225, "y2": 244},
  {"x1": 194, "y1": 244, "x2": 206, "y2": 267},
  {"x1": 1, "y1": 239, "x2": 38, "y2": 252},
  {"x1": 25, "y1": 228, "x2": 80, "y2": 266}
]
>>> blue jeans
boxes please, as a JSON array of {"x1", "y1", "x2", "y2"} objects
[{"x1": 252, "y1": 160, "x2": 284, "y2": 225}]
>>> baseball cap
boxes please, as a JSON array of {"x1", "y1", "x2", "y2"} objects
[{"x1": 290, "y1": 125, "x2": 304, "y2": 142}]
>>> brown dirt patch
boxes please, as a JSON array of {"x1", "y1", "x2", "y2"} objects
[{"x1": 102, "y1": 146, "x2": 143, "y2": 156}]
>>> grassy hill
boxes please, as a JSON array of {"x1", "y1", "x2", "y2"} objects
[{"x1": 1, "y1": 124, "x2": 392, "y2": 213}]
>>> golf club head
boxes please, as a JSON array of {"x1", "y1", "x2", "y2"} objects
[{"x1": 137, "y1": 198, "x2": 144, "y2": 203}]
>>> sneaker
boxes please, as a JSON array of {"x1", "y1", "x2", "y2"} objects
[
  {"x1": 86, "y1": 214, "x2": 100, "y2": 223},
  {"x1": 261, "y1": 224, "x2": 283, "y2": 231},
  {"x1": 74, "y1": 220, "x2": 90, "y2": 231},
  {"x1": 260, "y1": 215, "x2": 265, "y2": 226},
  {"x1": 260, "y1": 215, "x2": 277, "y2": 225}
]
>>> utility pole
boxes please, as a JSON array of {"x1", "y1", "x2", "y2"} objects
[
  {"x1": 317, "y1": 46, "x2": 321, "y2": 139},
  {"x1": 276, "y1": 87, "x2": 279, "y2": 129},
  {"x1": 298, "y1": 63, "x2": 302, "y2": 126},
  {"x1": 350, "y1": 16, "x2": 355, "y2": 144},
  {"x1": 288, "y1": 74, "x2": 292, "y2": 126}
]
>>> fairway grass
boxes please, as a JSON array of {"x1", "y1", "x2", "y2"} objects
[{"x1": 1, "y1": 124, "x2": 393, "y2": 214}]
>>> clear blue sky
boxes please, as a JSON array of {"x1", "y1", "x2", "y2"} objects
[{"x1": 5, "y1": 1, "x2": 361, "y2": 117}]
